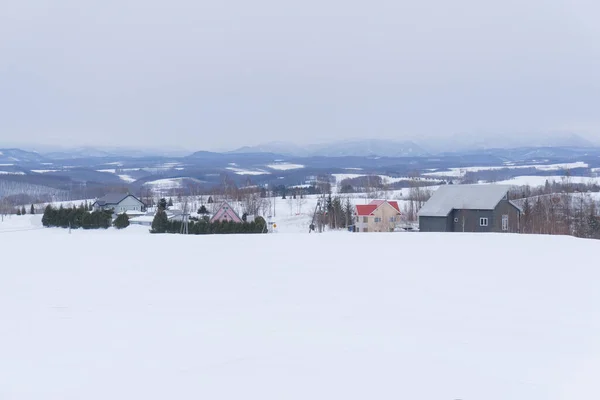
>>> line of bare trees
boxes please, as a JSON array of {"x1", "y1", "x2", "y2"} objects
[
  {"x1": 514, "y1": 192, "x2": 600, "y2": 238},
  {"x1": 511, "y1": 177, "x2": 600, "y2": 239},
  {"x1": 402, "y1": 175, "x2": 434, "y2": 222}
]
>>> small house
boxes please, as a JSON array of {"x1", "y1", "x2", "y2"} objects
[
  {"x1": 92, "y1": 193, "x2": 146, "y2": 215},
  {"x1": 418, "y1": 184, "x2": 522, "y2": 233},
  {"x1": 210, "y1": 201, "x2": 243, "y2": 223},
  {"x1": 355, "y1": 200, "x2": 401, "y2": 232}
]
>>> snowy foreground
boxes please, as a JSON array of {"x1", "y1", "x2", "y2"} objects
[{"x1": 2, "y1": 221, "x2": 600, "y2": 399}]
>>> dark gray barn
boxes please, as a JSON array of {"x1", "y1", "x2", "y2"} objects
[{"x1": 418, "y1": 184, "x2": 522, "y2": 233}]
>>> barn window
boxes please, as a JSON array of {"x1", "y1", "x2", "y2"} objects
[{"x1": 480, "y1": 217, "x2": 489, "y2": 227}]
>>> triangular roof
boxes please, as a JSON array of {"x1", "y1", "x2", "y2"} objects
[
  {"x1": 356, "y1": 204, "x2": 378, "y2": 216},
  {"x1": 356, "y1": 200, "x2": 401, "y2": 216},
  {"x1": 209, "y1": 201, "x2": 242, "y2": 223},
  {"x1": 418, "y1": 184, "x2": 513, "y2": 217},
  {"x1": 93, "y1": 193, "x2": 145, "y2": 207}
]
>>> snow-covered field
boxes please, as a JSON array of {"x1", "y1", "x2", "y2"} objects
[
  {"x1": 424, "y1": 162, "x2": 589, "y2": 178},
  {"x1": 94, "y1": 168, "x2": 139, "y2": 183},
  {"x1": 267, "y1": 163, "x2": 305, "y2": 171},
  {"x1": 117, "y1": 174, "x2": 136, "y2": 183},
  {"x1": 2, "y1": 215, "x2": 600, "y2": 399},
  {"x1": 226, "y1": 167, "x2": 271, "y2": 175},
  {"x1": 332, "y1": 173, "x2": 441, "y2": 185},
  {"x1": 494, "y1": 175, "x2": 600, "y2": 187},
  {"x1": 143, "y1": 177, "x2": 204, "y2": 192}
]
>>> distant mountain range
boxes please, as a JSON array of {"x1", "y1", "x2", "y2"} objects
[
  {"x1": 0, "y1": 148, "x2": 46, "y2": 164},
  {"x1": 230, "y1": 139, "x2": 428, "y2": 158},
  {"x1": 229, "y1": 133, "x2": 598, "y2": 158},
  {"x1": 422, "y1": 132, "x2": 597, "y2": 154},
  {"x1": 2, "y1": 133, "x2": 600, "y2": 199},
  {"x1": 1, "y1": 133, "x2": 598, "y2": 162}
]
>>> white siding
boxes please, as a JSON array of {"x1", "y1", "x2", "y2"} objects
[
  {"x1": 96, "y1": 195, "x2": 145, "y2": 214},
  {"x1": 114, "y1": 196, "x2": 145, "y2": 213}
]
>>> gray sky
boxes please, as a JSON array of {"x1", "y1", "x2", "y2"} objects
[{"x1": 1, "y1": 0, "x2": 600, "y2": 151}]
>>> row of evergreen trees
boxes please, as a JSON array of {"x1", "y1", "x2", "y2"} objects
[
  {"x1": 42, "y1": 205, "x2": 114, "y2": 229},
  {"x1": 150, "y1": 209, "x2": 267, "y2": 234},
  {"x1": 324, "y1": 195, "x2": 355, "y2": 229},
  {"x1": 14, "y1": 201, "x2": 96, "y2": 216},
  {"x1": 14, "y1": 205, "x2": 36, "y2": 215}
]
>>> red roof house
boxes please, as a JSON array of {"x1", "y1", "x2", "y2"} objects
[{"x1": 355, "y1": 200, "x2": 401, "y2": 232}]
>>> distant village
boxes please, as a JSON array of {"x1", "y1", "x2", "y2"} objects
[{"x1": 22, "y1": 172, "x2": 600, "y2": 240}]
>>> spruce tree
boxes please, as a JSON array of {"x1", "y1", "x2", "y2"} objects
[
  {"x1": 57, "y1": 205, "x2": 67, "y2": 228},
  {"x1": 332, "y1": 196, "x2": 343, "y2": 229},
  {"x1": 151, "y1": 209, "x2": 169, "y2": 233},
  {"x1": 254, "y1": 216, "x2": 266, "y2": 233},
  {"x1": 42, "y1": 205, "x2": 53, "y2": 227},
  {"x1": 158, "y1": 198, "x2": 168, "y2": 210},
  {"x1": 30, "y1": 204, "x2": 35, "y2": 215},
  {"x1": 21, "y1": 206, "x2": 26, "y2": 216},
  {"x1": 168, "y1": 197, "x2": 173, "y2": 207},
  {"x1": 16, "y1": 208, "x2": 21, "y2": 216},
  {"x1": 113, "y1": 213, "x2": 130, "y2": 229},
  {"x1": 587, "y1": 207, "x2": 600, "y2": 239},
  {"x1": 99, "y1": 210, "x2": 112, "y2": 229},
  {"x1": 343, "y1": 197, "x2": 354, "y2": 228}
]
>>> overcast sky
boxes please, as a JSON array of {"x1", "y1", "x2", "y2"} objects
[{"x1": 1, "y1": 0, "x2": 600, "y2": 151}]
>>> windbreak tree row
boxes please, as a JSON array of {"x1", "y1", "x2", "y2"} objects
[
  {"x1": 42, "y1": 205, "x2": 113, "y2": 229},
  {"x1": 150, "y1": 213, "x2": 267, "y2": 234}
]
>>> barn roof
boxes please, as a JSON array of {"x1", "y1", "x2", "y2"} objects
[{"x1": 418, "y1": 184, "x2": 514, "y2": 217}]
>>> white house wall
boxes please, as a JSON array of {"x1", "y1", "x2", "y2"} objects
[
  {"x1": 356, "y1": 203, "x2": 400, "y2": 232},
  {"x1": 97, "y1": 196, "x2": 145, "y2": 214},
  {"x1": 114, "y1": 196, "x2": 144, "y2": 213}
]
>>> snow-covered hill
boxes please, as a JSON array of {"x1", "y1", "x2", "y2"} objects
[{"x1": 1, "y1": 218, "x2": 600, "y2": 399}]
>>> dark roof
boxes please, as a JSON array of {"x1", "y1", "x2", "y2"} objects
[
  {"x1": 418, "y1": 184, "x2": 513, "y2": 217},
  {"x1": 93, "y1": 193, "x2": 145, "y2": 207}
]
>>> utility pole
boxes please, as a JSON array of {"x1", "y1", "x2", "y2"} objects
[
  {"x1": 309, "y1": 194, "x2": 326, "y2": 233},
  {"x1": 180, "y1": 199, "x2": 189, "y2": 234}
]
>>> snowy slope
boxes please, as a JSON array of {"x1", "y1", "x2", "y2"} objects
[
  {"x1": 1, "y1": 222, "x2": 600, "y2": 399},
  {"x1": 494, "y1": 175, "x2": 600, "y2": 187},
  {"x1": 424, "y1": 162, "x2": 589, "y2": 178}
]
